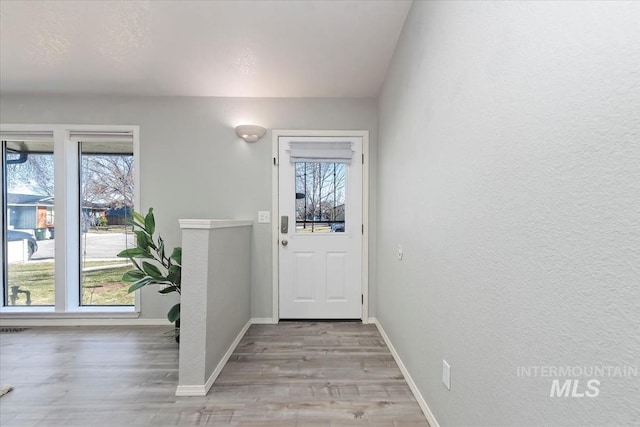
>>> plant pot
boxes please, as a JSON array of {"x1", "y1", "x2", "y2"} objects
[{"x1": 175, "y1": 319, "x2": 180, "y2": 343}]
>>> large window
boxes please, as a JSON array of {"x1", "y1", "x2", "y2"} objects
[
  {"x1": 1, "y1": 127, "x2": 139, "y2": 313},
  {"x1": 3, "y1": 137, "x2": 55, "y2": 306},
  {"x1": 79, "y1": 140, "x2": 135, "y2": 306}
]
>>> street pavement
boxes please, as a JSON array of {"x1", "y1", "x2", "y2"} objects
[{"x1": 31, "y1": 232, "x2": 136, "y2": 261}]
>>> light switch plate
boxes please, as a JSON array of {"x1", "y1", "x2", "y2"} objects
[
  {"x1": 443, "y1": 360, "x2": 451, "y2": 390},
  {"x1": 258, "y1": 211, "x2": 271, "y2": 224}
]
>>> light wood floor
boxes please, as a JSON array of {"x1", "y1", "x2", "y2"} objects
[{"x1": 0, "y1": 322, "x2": 428, "y2": 426}]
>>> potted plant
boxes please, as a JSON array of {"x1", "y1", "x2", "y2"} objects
[{"x1": 118, "y1": 208, "x2": 182, "y2": 340}]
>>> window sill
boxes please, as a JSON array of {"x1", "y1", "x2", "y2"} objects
[
  {"x1": 0, "y1": 307, "x2": 139, "y2": 319},
  {"x1": 0, "y1": 309, "x2": 172, "y2": 326}
]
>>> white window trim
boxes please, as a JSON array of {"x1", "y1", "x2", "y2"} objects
[{"x1": 1, "y1": 123, "x2": 140, "y2": 315}]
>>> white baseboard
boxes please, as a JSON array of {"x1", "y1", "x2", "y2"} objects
[
  {"x1": 175, "y1": 319, "x2": 252, "y2": 397},
  {"x1": 173, "y1": 384, "x2": 207, "y2": 397},
  {"x1": 251, "y1": 317, "x2": 277, "y2": 324},
  {"x1": 0, "y1": 317, "x2": 170, "y2": 327},
  {"x1": 370, "y1": 317, "x2": 440, "y2": 427}
]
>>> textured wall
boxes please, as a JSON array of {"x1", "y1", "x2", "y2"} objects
[
  {"x1": 0, "y1": 95, "x2": 378, "y2": 320},
  {"x1": 377, "y1": 1, "x2": 640, "y2": 425},
  {"x1": 177, "y1": 222, "x2": 252, "y2": 390},
  {"x1": 205, "y1": 225, "x2": 252, "y2": 377}
]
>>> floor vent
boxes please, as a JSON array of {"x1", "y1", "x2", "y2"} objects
[{"x1": 0, "y1": 327, "x2": 31, "y2": 333}]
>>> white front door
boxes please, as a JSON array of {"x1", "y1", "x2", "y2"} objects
[{"x1": 278, "y1": 136, "x2": 363, "y2": 319}]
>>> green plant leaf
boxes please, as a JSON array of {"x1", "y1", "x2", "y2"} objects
[
  {"x1": 117, "y1": 248, "x2": 151, "y2": 259},
  {"x1": 170, "y1": 247, "x2": 182, "y2": 265},
  {"x1": 142, "y1": 261, "x2": 163, "y2": 279},
  {"x1": 167, "y1": 303, "x2": 180, "y2": 323},
  {"x1": 128, "y1": 277, "x2": 153, "y2": 293},
  {"x1": 145, "y1": 208, "x2": 155, "y2": 235},
  {"x1": 127, "y1": 217, "x2": 146, "y2": 233},
  {"x1": 167, "y1": 265, "x2": 181, "y2": 285},
  {"x1": 134, "y1": 231, "x2": 151, "y2": 250},
  {"x1": 132, "y1": 210, "x2": 146, "y2": 227},
  {"x1": 122, "y1": 270, "x2": 145, "y2": 282},
  {"x1": 159, "y1": 285, "x2": 179, "y2": 294}
]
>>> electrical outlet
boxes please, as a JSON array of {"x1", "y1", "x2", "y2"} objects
[
  {"x1": 397, "y1": 245, "x2": 404, "y2": 260},
  {"x1": 258, "y1": 211, "x2": 271, "y2": 223},
  {"x1": 442, "y1": 360, "x2": 451, "y2": 390}
]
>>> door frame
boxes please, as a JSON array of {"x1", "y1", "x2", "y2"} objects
[{"x1": 271, "y1": 130, "x2": 370, "y2": 324}]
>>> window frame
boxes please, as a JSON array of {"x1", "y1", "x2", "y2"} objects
[{"x1": 1, "y1": 124, "x2": 140, "y2": 314}]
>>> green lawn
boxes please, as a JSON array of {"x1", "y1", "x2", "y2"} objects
[{"x1": 6, "y1": 261, "x2": 134, "y2": 306}]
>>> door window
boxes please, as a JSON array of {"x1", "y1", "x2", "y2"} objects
[{"x1": 295, "y1": 162, "x2": 346, "y2": 233}]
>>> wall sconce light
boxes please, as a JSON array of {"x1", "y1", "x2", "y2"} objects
[{"x1": 235, "y1": 125, "x2": 266, "y2": 143}]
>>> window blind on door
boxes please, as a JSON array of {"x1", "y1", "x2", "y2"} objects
[{"x1": 288, "y1": 141, "x2": 353, "y2": 163}]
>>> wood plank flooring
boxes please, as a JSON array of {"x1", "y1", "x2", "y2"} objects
[{"x1": 0, "y1": 322, "x2": 428, "y2": 426}]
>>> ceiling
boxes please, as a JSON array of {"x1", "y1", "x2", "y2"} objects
[{"x1": 0, "y1": 0, "x2": 411, "y2": 98}]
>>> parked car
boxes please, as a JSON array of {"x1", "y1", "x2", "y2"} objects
[
  {"x1": 7, "y1": 230, "x2": 38, "y2": 259},
  {"x1": 331, "y1": 222, "x2": 345, "y2": 232}
]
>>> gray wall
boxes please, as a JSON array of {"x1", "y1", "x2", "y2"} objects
[
  {"x1": 377, "y1": 1, "x2": 640, "y2": 426},
  {"x1": 205, "y1": 226, "x2": 252, "y2": 378},
  {"x1": 178, "y1": 223, "x2": 252, "y2": 389},
  {"x1": 0, "y1": 95, "x2": 378, "y2": 320}
]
